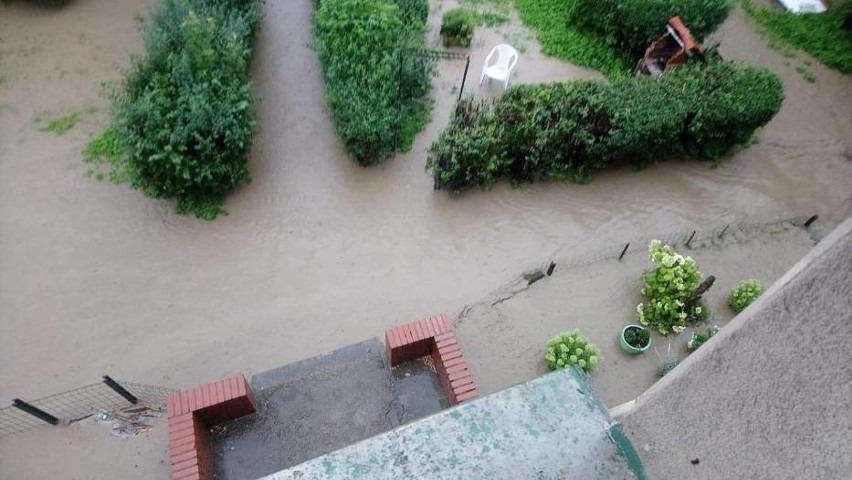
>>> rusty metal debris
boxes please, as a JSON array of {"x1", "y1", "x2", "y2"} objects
[{"x1": 635, "y1": 16, "x2": 704, "y2": 76}]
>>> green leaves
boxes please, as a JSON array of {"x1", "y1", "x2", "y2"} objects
[
  {"x1": 515, "y1": 0, "x2": 631, "y2": 78},
  {"x1": 637, "y1": 240, "x2": 704, "y2": 335},
  {"x1": 441, "y1": 9, "x2": 476, "y2": 47},
  {"x1": 742, "y1": 0, "x2": 852, "y2": 74},
  {"x1": 544, "y1": 329, "x2": 601, "y2": 374},
  {"x1": 314, "y1": 0, "x2": 435, "y2": 165},
  {"x1": 570, "y1": 0, "x2": 734, "y2": 58},
  {"x1": 103, "y1": 0, "x2": 261, "y2": 219},
  {"x1": 427, "y1": 60, "x2": 784, "y2": 194},
  {"x1": 729, "y1": 279, "x2": 766, "y2": 313}
]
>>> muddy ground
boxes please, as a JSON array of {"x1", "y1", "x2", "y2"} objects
[{"x1": 0, "y1": 0, "x2": 850, "y2": 478}]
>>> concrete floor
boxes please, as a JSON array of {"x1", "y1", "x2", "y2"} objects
[
  {"x1": 265, "y1": 369, "x2": 643, "y2": 480},
  {"x1": 210, "y1": 339, "x2": 446, "y2": 480}
]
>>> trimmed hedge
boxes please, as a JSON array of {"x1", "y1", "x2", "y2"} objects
[
  {"x1": 314, "y1": 0, "x2": 434, "y2": 165},
  {"x1": 427, "y1": 60, "x2": 783, "y2": 194},
  {"x1": 108, "y1": 0, "x2": 261, "y2": 219},
  {"x1": 570, "y1": 0, "x2": 734, "y2": 57}
]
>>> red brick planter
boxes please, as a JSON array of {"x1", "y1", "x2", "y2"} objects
[
  {"x1": 166, "y1": 375, "x2": 256, "y2": 480},
  {"x1": 385, "y1": 314, "x2": 478, "y2": 405}
]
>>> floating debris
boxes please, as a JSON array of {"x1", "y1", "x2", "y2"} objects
[{"x1": 94, "y1": 405, "x2": 160, "y2": 438}]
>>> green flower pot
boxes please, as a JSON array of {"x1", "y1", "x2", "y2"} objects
[{"x1": 620, "y1": 324, "x2": 651, "y2": 354}]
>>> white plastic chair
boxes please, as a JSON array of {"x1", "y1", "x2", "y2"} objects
[{"x1": 479, "y1": 44, "x2": 518, "y2": 91}]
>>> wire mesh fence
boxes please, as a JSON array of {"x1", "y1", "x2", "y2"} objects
[
  {"x1": 548, "y1": 215, "x2": 820, "y2": 271},
  {"x1": 0, "y1": 378, "x2": 175, "y2": 437},
  {"x1": 393, "y1": 47, "x2": 470, "y2": 152}
]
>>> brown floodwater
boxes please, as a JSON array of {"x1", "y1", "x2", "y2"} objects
[{"x1": 1, "y1": 0, "x2": 850, "y2": 409}]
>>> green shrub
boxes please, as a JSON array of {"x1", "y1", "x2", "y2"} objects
[
  {"x1": 101, "y1": 0, "x2": 261, "y2": 219},
  {"x1": 687, "y1": 325, "x2": 720, "y2": 350},
  {"x1": 658, "y1": 357, "x2": 681, "y2": 376},
  {"x1": 427, "y1": 60, "x2": 783, "y2": 193},
  {"x1": 545, "y1": 329, "x2": 602, "y2": 374},
  {"x1": 742, "y1": 0, "x2": 852, "y2": 73},
  {"x1": 636, "y1": 240, "x2": 704, "y2": 335},
  {"x1": 314, "y1": 0, "x2": 435, "y2": 165},
  {"x1": 570, "y1": 0, "x2": 734, "y2": 57},
  {"x1": 729, "y1": 279, "x2": 766, "y2": 312},
  {"x1": 392, "y1": 0, "x2": 428, "y2": 23},
  {"x1": 441, "y1": 8, "x2": 475, "y2": 47},
  {"x1": 515, "y1": 0, "x2": 631, "y2": 78}
]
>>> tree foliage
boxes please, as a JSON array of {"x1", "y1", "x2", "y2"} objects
[{"x1": 103, "y1": 0, "x2": 262, "y2": 219}]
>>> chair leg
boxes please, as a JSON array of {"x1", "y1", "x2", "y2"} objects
[{"x1": 479, "y1": 71, "x2": 487, "y2": 86}]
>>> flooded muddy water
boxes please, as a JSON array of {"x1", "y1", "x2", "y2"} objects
[{"x1": 1, "y1": 0, "x2": 850, "y2": 409}]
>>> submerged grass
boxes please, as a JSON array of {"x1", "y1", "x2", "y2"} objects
[
  {"x1": 741, "y1": 0, "x2": 852, "y2": 73},
  {"x1": 41, "y1": 111, "x2": 80, "y2": 134}
]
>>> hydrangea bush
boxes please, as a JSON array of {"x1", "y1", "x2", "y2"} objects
[
  {"x1": 636, "y1": 240, "x2": 704, "y2": 335},
  {"x1": 729, "y1": 279, "x2": 766, "y2": 313},
  {"x1": 545, "y1": 329, "x2": 602, "y2": 374}
]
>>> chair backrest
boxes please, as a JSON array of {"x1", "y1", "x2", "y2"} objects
[{"x1": 492, "y1": 44, "x2": 518, "y2": 67}]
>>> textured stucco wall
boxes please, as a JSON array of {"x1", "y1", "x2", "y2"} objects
[{"x1": 617, "y1": 216, "x2": 852, "y2": 480}]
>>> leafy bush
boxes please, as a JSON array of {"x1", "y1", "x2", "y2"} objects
[
  {"x1": 624, "y1": 326, "x2": 651, "y2": 349},
  {"x1": 427, "y1": 60, "x2": 783, "y2": 193},
  {"x1": 636, "y1": 240, "x2": 704, "y2": 335},
  {"x1": 687, "y1": 325, "x2": 721, "y2": 350},
  {"x1": 545, "y1": 329, "x2": 602, "y2": 374},
  {"x1": 515, "y1": 0, "x2": 631, "y2": 78},
  {"x1": 729, "y1": 279, "x2": 766, "y2": 312},
  {"x1": 742, "y1": 0, "x2": 852, "y2": 73},
  {"x1": 658, "y1": 357, "x2": 681, "y2": 376},
  {"x1": 314, "y1": 0, "x2": 435, "y2": 165},
  {"x1": 392, "y1": 0, "x2": 428, "y2": 23},
  {"x1": 441, "y1": 8, "x2": 475, "y2": 47},
  {"x1": 570, "y1": 0, "x2": 734, "y2": 57},
  {"x1": 98, "y1": 0, "x2": 261, "y2": 219}
]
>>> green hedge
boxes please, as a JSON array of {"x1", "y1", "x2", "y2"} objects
[
  {"x1": 570, "y1": 0, "x2": 734, "y2": 57},
  {"x1": 427, "y1": 60, "x2": 783, "y2": 194},
  {"x1": 392, "y1": 0, "x2": 429, "y2": 23},
  {"x1": 314, "y1": 0, "x2": 434, "y2": 165},
  {"x1": 107, "y1": 0, "x2": 261, "y2": 219}
]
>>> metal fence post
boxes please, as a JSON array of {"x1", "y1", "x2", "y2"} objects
[
  {"x1": 102, "y1": 376, "x2": 138, "y2": 405},
  {"x1": 618, "y1": 243, "x2": 630, "y2": 261},
  {"x1": 12, "y1": 399, "x2": 59, "y2": 425},
  {"x1": 458, "y1": 56, "x2": 470, "y2": 103}
]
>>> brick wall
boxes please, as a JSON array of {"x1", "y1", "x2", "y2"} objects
[{"x1": 385, "y1": 314, "x2": 478, "y2": 405}]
